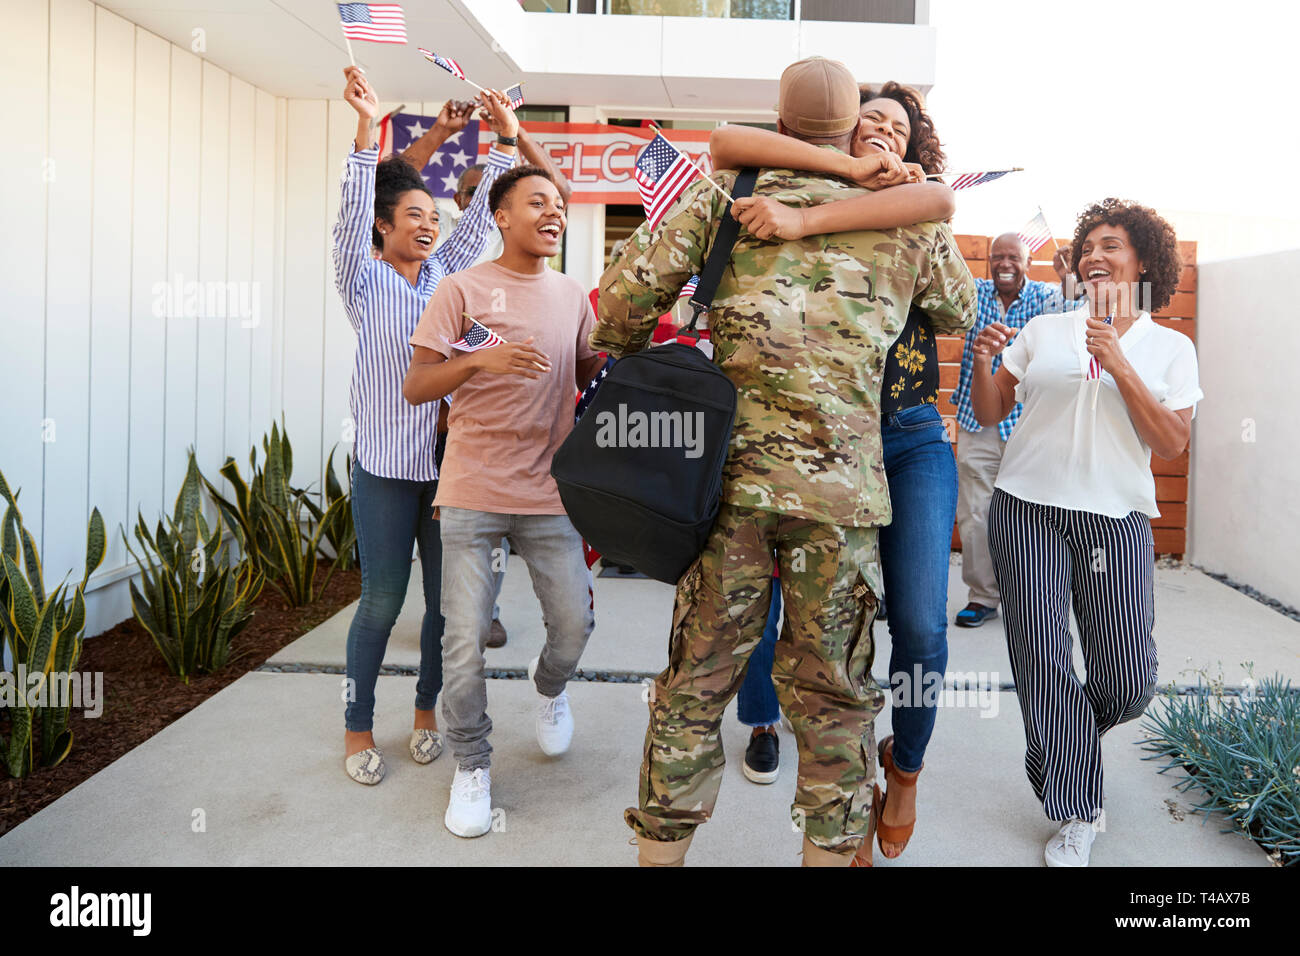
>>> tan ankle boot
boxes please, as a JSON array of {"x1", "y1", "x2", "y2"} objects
[
  {"x1": 637, "y1": 832, "x2": 694, "y2": 867},
  {"x1": 801, "y1": 835, "x2": 856, "y2": 867}
]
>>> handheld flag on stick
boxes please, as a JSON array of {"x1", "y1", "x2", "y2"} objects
[
  {"x1": 1018, "y1": 208, "x2": 1058, "y2": 253},
  {"x1": 635, "y1": 130, "x2": 732, "y2": 230},
  {"x1": 927, "y1": 167, "x2": 1022, "y2": 190},
  {"x1": 338, "y1": 3, "x2": 406, "y2": 63},
  {"x1": 419, "y1": 49, "x2": 487, "y2": 93},
  {"x1": 444, "y1": 317, "x2": 504, "y2": 352},
  {"x1": 504, "y1": 83, "x2": 525, "y2": 110},
  {"x1": 1088, "y1": 312, "x2": 1114, "y2": 410}
]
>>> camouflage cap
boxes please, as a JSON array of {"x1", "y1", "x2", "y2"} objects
[{"x1": 777, "y1": 57, "x2": 859, "y2": 137}]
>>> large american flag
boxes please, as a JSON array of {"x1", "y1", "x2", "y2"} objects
[
  {"x1": 420, "y1": 48, "x2": 466, "y2": 81},
  {"x1": 445, "y1": 317, "x2": 504, "y2": 351},
  {"x1": 1018, "y1": 209, "x2": 1054, "y2": 253},
  {"x1": 635, "y1": 132, "x2": 698, "y2": 230},
  {"x1": 950, "y1": 169, "x2": 1015, "y2": 190},
  {"x1": 382, "y1": 111, "x2": 481, "y2": 198},
  {"x1": 337, "y1": 3, "x2": 407, "y2": 44},
  {"x1": 576, "y1": 355, "x2": 615, "y2": 422}
]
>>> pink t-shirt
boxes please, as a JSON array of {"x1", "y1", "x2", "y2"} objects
[{"x1": 411, "y1": 260, "x2": 598, "y2": 515}]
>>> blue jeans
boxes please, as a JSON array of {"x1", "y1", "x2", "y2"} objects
[
  {"x1": 736, "y1": 581, "x2": 782, "y2": 727},
  {"x1": 736, "y1": 403, "x2": 956, "y2": 773},
  {"x1": 343, "y1": 461, "x2": 444, "y2": 732},
  {"x1": 878, "y1": 403, "x2": 957, "y2": 773}
]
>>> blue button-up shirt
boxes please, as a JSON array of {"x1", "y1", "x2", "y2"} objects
[
  {"x1": 332, "y1": 144, "x2": 513, "y2": 480},
  {"x1": 949, "y1": 277, "x2": 1080, "y2": 440}
]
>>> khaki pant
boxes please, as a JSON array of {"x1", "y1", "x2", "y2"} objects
[
  {"x1": 624, "y1": 504, "x2": 884, "y2": 856},
  {"x1": 956, "y1": 426, "x2": 1005, "y2": 608}
]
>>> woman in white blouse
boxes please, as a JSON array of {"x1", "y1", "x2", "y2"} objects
[{"x1": 969, "y1": 198, "x2": 1202, "y2": 867}]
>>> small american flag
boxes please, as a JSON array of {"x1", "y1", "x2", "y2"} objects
[
  {"x1": 635, "y1": 132, "x2": 698, "y2": 231},
  {"x1": 677, "y1": 275, "x2": 699, "y2": 300},
  {"x1": 337, "y1": 3, "x2": 407, "y2": 44},
  {"x1": 950, "y1": 169, "x2": 1015, "y2": 190},
  {"x1": 1088, "y1": 314, "x2": 1113, "y2": 379},
  {"x1": 420, "y1": 49, "x2": 465, "y2": 80},
  {"x1": 445, "y1": 317, "x2": 504, "y2": 352},
  {"x1": 504, "y1": 83, "x2": 525, "y2": 110},
  {"x1": 1018, "y1": 209, "x2": 1055, "y2": 253}
]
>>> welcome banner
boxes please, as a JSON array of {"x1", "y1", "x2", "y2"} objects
[{"x1": 470, "y1": 121, "x2": 715, "y2": 204}]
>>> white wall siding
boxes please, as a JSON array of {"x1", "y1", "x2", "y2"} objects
[
  {"x1": 1191, "y1": 250, "x2": 1300, "y2": 612},
  {"x1": 43, "y1": 0, "x2": 96, "y2": 590},
  {"x1": 88, "y1": 5, "x2": 137, "y2": 577},
  {"x1": 0, "y1": 2, "x2": 300, "y2": 637},
  {"x1": 0, "y1": 0, "x2": 50, "y2": 559}
]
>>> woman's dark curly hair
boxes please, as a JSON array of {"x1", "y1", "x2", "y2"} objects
[
  {"x1": 859, "y1": 82, "x2": 946, "y2": 175},
  {"x1": 1070, "y1": 198, "x2": 1180, "y2": 313},
  {"x1": 373, "y1": 157, "x2": 434, "y2": 250}
]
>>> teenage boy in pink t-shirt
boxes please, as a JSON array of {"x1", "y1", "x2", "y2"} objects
[{"x1": 404, "y1": 165, "x2": 605, "y2": 838}]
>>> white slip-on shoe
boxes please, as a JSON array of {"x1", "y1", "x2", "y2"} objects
[
  {"x1": 1044, "y1": 818, "x2": 1097, "y2": 867},
  {"x1": 344, "y1": 747, "x2": 386, "y2": 785},
  {"x1": 444, "y1": 766, "x2": 492, "y2": 838},
  {"x1": 409, "y1": 728, "x2": 443, "y2": 764}
]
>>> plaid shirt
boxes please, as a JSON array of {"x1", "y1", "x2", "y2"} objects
[{"x1": 949, "y1": 278, "x2": 1079, "y2": 440}]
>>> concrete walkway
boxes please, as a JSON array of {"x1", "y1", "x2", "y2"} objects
[{"x1": 2, "y1": 557, "x2": 1292, "y2": 866}]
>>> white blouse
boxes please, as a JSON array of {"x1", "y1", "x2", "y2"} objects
[{"x1": 995, "y1": 306, "x2": 1203, "y2": 519}]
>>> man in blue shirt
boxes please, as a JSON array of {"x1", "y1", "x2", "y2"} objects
[{"x1": 949, "y1": 233, "x2": 1075, "y2": 627}]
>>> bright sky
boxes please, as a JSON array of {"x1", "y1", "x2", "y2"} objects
[{"x1": 926, "y1": 0, "x2": 1300, "y2": 261}]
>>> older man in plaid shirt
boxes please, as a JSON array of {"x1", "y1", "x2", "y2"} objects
[{"x1": 948, "y1": 233, "x2": 1078, "y2": 627}]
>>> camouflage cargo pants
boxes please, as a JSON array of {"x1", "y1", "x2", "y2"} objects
[{"x1": 625, "y1": 503, "x2": 885, "y2": 856}]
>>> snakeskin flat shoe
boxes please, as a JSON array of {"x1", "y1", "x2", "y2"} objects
[
  {"x1": 409, "y1": 729, "x2": 444, "y2": 764},
  {"x1": 345, "y1": 747, "x2": 386, "y2": 785}
]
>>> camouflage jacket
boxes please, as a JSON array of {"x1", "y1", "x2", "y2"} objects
[{"x1": 591, "y1": 159, "x2": 978, "y2": 527}]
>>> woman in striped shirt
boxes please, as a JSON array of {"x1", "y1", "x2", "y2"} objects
[{"x1": 333, "y1": 66, "x2": 517, "y2": 785}]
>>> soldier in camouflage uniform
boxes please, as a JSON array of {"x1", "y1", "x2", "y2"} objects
[{"x1": 592, "y1": 57, "x2": 977, "y2": 866}]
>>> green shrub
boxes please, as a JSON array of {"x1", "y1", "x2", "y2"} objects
[
  {"x1": 0, "y1": 470, "x2": 106, "y2": 777},
  {"x1": 1141, "y1": 671, "x2": 1300, "y2": 866},
  {"x1": 204, "y1": 420, "x2": 295, "y2": 576},
  {"x1": 308, "y1": 446, "x2": 356, "y2": 571},
  {"x1": 124, "y1": 451, "x2": 264, "y2": 682},
  {"x1": 207, "y1": 422, "x2": 349, "y2": 607}
]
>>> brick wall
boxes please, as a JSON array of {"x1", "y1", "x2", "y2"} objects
[{"x1": 939, "y1": 236, "x2": 1198, "y2": 556}]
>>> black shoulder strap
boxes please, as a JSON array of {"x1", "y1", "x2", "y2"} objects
[{"x1": 682, "y1": 167, "x2": 759, "y2": 334}]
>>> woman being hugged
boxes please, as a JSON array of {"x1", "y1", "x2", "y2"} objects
[
  {"x1": 970, "y1": 198, "x2": 1200, "y2": 866},
  {"x1": 709, "y1": 82, "x2": 969, "y2": 866},
  {"x1": 333, "y1": 66, "x2": 518, "y2": 785}
]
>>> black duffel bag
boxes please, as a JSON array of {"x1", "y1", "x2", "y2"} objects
[
  {"x1": 551, "y1": 342, "x2": 736, "y2": 583},
  {"x1": 551, "y1": 168, "x2": 758, "y2": 584}
]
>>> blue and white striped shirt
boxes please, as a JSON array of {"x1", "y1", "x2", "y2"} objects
[
  {"x1": 333, "y1": 144, "x2": 513, "y2": 481},
  {"x1": 949, "y1": 278, "x2": 1080, "y2": 440}
]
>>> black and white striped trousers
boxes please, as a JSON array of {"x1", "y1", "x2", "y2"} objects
[{"x1": 987, "y1": 488, "x2": 1158, "y2": 822}]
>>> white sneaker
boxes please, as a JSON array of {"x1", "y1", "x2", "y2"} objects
[
  {"x1": 444, "y1": 766, "x2": 492, "y2": 838},
  {"x1": 1044, "y1": 818, "x2": 1097, "y2": 867},
  {"x1": 530, "y1": 656, "x2": 574, "y2": 756}
]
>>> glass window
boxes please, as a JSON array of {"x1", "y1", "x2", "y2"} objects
[{"x1": 607, "y1": 1, "x2": 792, "y2": 18}]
